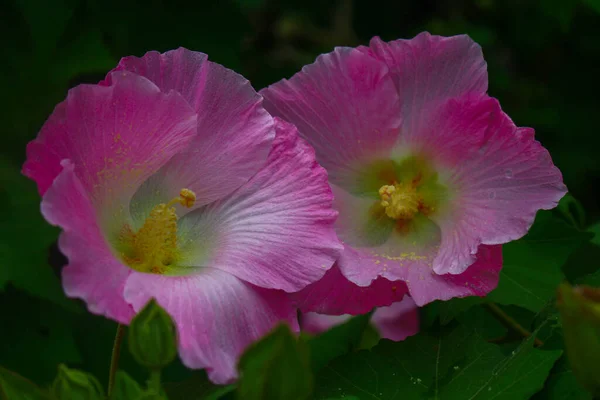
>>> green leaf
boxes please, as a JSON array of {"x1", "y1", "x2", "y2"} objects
[
  {"x1": 313, "y1": 321, "x2": 561, "y2": 399},
  {"x1": 305, "y1": 313, "x2": 371, "y2": 371},
  {"x1": 164, "y1": 370, "x2": 234, "y2": 400},
  {"x1": 532, "y1": 356, "x2": 592, "y2": 400},
  {"x1": 0, "y1": 365, "x2": 52, "y2": 400},
  {"x1": 111, "y1": 371, "x2": 143, "y2": 400},
  {"x1": 129, "y1": 299, "x2": 177, "y2": 370},
  {"x1": 488, "y1": 212, "x2": 592, "y2": 312},
  {"x1": 437, "y1": 297, "x2": 483, "y2": 325},
  {"x1": 237, "y1": 324, "x2": 313, "y2": 400}
]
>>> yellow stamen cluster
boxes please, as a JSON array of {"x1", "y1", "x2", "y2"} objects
[
  {"x1": 378, "y1": 183, "x2": 419, "y2": 220},
  {"x1": 121, "y1": 188, "x2": 196, "y2": 274}
]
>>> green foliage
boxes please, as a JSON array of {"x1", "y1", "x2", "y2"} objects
[
  {"x1": 305, "y1": 313, "x2": 371, "y2": 371},
  {"x1": 0, "y1": 366, "x2": 52, "y2": 400},
  {"x1": 312, "y1": 322, "x2": 562, "y2": 399},
  {"x1": 237, "y1": 325, "x2": 313, "y2": 400},
  {"x1": 129, "y1": 300, "x2": 177, "y2": 370},
  {"x1": 110, "y1": 371, "x2": 143, "y2": 400},
  {"x1": 488, "y1": 211, "x2": 592, "y2": 312}
]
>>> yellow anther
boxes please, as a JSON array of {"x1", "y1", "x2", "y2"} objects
[
  {"x1": 120, "y1": 188, "x2": 196, "y2": 274},
  {"x1": 378, "y1": 182, "x2": 419, "y2": 220},
  {"x1": 166, "y1": 188, "x2": 197, "y2": 208}
]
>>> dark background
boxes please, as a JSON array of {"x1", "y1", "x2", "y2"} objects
[{"x1": 1, "y1": 0, "x2": 599, "y2": 388}]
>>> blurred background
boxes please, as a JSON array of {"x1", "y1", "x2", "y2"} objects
[{"x1": 1, "y1": 0, "x2": 599, "y2": 389}]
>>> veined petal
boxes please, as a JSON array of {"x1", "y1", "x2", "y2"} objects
[
  {"x1": 426, "y1": 95, "x2": 567, "y2": 274},
  {"x1": 41, "y1": 161, "x2": 134, "y2": 323},
  {"x1": 362, "y1": 32, "x2": 487, "y2": 141},
  {"x1": 175, "y1": 119, "x2": 341, "y2": 292},
  {"x1": 292, "y1": 265, "x2": 408, "y2": 315},
  {"x1": 24, "y1": 71, "x2": 198, "y2": 233},
  {"x1": 261, "y1": 46, "x2": 401, "y2": 191},
  {"x1": 111, "y1": 48, "x2": 275, "y2": 214},
  {"x1": 123, "y1": 269, "x2": 297, "y2": 384},
  {"x1": 338, "y1": 244, "x2": 502, "y2": 306}
]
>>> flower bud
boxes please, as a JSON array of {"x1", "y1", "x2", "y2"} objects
[
  {"x1": 557, "y1": 283, "x2": 600, "y2": 397},
  {"x1": 51, "y1": 364, "x2": 104, "y2": 400},
  {"x1": 128, "y1": 299, "x2": 177, "y2": 369}
]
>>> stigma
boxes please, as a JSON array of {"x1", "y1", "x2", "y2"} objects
[
  {"x1": 120, "y1": 188, "x2": 196, "y2": 274},
  {"x1": 378, "y1": 183, "x2": 419, "y2": 220}
]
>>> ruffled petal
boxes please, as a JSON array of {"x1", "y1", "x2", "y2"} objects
[
  {"x1": 260, "y1": 47, "x2": 401, "y2": 191},
  {"x1": 291, "y1": 265, "x2": 408, "y2": 315},
  {"x1": 362, "y1": 32, "x2": 487, "y2": 139},
  {"x1": 425, "y1": 95, "x2": 567, "y2": 274},
  {"x1": 112, "y1": 48, "x2": 275, "y2": 211},
  {"x1": 123, "y1": 269, "x2": 298, "y2": 384},
  {"x1": 41, "y1": 161, "x2": 134, "y2": 323},
  {"x1": 24, "y1": 70, "x2": 198, "y2": 229},
  {"x1": 371, "y1": 297, "x2": 420, "y2": 341},
  {"x1": 175, "y1": 119, "x2": 341, "y2": 292},
  {"x1": 338, "y1": 244, "x2": 502, "y2": 306}
]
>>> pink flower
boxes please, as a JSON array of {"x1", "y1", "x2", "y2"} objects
[
  {"x1": 23, "y1": 48, "x2": 341, "y2": 383},
  {"x1": 301, "y1": 296, "x2": 420, "y2": 342},
  {"x1": 261, "y1": 33, "x2": 566, "y2": 310}
]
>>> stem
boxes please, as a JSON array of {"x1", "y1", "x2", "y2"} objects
[
  {"x1": 149, "y1": 369, "x2": 161, "y2": 394},
  {"x1": 107, "y1": 324, "x2": 126, "y2": 397},
  {"x1": 483, "y1": 303, "x2": 544, "y2": 347}
]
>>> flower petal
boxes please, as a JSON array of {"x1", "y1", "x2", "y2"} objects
[
  {"x1": 371, "y1": 297, "x2": 420, "y2": 341},
  {"x1": 123, "y1": 269, "x2": 297, "y2": 384},
  {"x1": 363, "y1": 32, "x2": 487, "y2": 138},
  {"x1": 261, "y1": 47, "x2": 401, "y2": 191},
  {"x1": 426, "y1": 95, "x2": 567, "y2": 274},
  {"x1": 175, "y1": 118, "x2": 341, "y2": 292},
  {"x1": 41, "y1": 161, "x2": 134, "y2": 323},
  {"x1": 338, "y1": 244, "x2": 502, "y2": 306},
  {"x1": 292, "y1": 265, "x2": 408, "y2": 315},
  {"x1": 300, "y1": 296, "x2": 419, "y2": 342},
  {"x1": 24, "y1": 70, "x2": 198, "y2": 230},
  {"x1": 112, "y1": 48, "x2": 275, "y2": 210}
]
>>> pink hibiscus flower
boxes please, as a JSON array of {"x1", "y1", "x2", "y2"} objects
[
  {"x1": 23, "y1": 48, "x2": 341, "y2": 383},
  {"x1": 261, "y1": 32, "x2": 566, "y2": 309},
  {"x1": 302, "y1": 296, "x2": 420, "y2": 342}
]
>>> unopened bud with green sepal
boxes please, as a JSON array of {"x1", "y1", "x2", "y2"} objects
[
  {"x1": 51, "y1": 364, "x2": 104, "y2": 400},
  {"x1": 128, "y1": 299, "x2": 177, "y2": 369},
  {"x1": 557, "y1": 283, "x2": 600, "y2": 397}
]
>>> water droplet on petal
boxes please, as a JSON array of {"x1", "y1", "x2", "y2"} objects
[{"x1": 504, "y1": 168, "x2": 513, "y2": 179}]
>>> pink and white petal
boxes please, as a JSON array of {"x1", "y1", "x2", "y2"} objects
[
  {"x1": 292, "y1": 265, "x2": 408, "y2": 315},
  {"x1": 24, "y1": 71, "x2": 198, "y2": 226},
  {"x1": 111, "y1": 48, "x2": 275, "y2": 210},
  {"x1": 41, "y1": 161, "x2": 134, "y2": 323},
  {"x1": 362, "y1": 33, "x2": 487, "y2": 139},
  {"x1": 427, "y1": 96, "x2": 566, "y2": 274},
  {"x1": 371, "y1": 297, "x2": 419, "y2": 341},
  {"x1": 260, "y1": 47, "x2": 402, "y2": 190},
  {"x1": 300, "y1": 313, "x2": 351, "y2": 335},
  {"x1": 123, "y1": 269, "x2": 298, "y2": 384},
  {"x1": 176, "y1": 119, "x2": 341, "y2": 292},
  {"x1": 339, "y1": 244, "x2": 502, "y2": 307}
]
